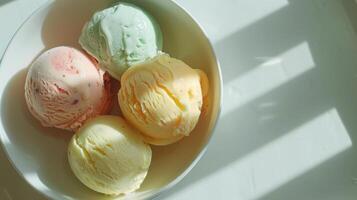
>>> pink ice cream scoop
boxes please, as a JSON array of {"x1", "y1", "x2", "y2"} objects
[{"x1": 25, "y1": 46, "x2": 112, "y2": 131}]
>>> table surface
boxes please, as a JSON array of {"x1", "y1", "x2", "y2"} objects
[{"x1": 2, "y1": 0, "x2": 357, "y2": 199}]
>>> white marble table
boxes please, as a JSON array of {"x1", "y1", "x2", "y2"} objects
[{"x1": 2, "y1": 0, "x2": 357, "y2": 199}]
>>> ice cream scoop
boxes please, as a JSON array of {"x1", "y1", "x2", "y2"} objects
[
  {"x1": 68, "y1": 115, "x2": 152, "y2": 195},
  {"x1": 79, "y1": 2, "x2": 163, "y2": 80},
  {"x1": 118, "y1": 54, "x2": 208, "y2": 145},
  {"x1": 24, "y1": 46, "x2": 111, "y2": 131}
]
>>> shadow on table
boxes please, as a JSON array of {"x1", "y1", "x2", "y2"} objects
[
  {"x1": 262, "y1": 1, "x2": 357, "y2": 199},
  {"x1": 342, "y1": 0, "x2": 357, "y2": 36},
  {"x1": 0, "y1": 0, "x2": 12, "y2": 7},
  {"x1": 260, "y1": 149, "x2": 357, "y2": 200},
  {"x1": 158, "y1": 0, "x2": 357, "y2": 199}
]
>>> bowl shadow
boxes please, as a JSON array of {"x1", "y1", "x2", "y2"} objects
[{"x1": 41, "y1": 0, "x2": 111, "y2": 49}]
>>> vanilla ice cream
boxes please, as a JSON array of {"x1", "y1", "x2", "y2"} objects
[
  {"x1": 118, "y1": 54, "x2": 208, "y2": 145},
  {"x1": 24, "y1": 46, "x2": 111, "y2": 131},
  {"x1": 79, "y1": 2, "x2": 163, "y2": 80},
  {"x1": 68, "y1": 115, "x2": 152, "y2": 195}
]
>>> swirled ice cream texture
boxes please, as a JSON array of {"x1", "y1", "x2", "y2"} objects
[
  {"x1": 68, "y1": 116, "x2": 151, "y2": 195},
  {"x1": 79, "y1": 3, "x2": 163, "y2": 80},
  {"x1": 24, "y1": 46, "x2": 111, "y2": 131},
  {"x1": 118, "y1": 54, "x2": 208, "y2": 145}
]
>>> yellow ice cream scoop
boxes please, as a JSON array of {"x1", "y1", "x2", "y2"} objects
[
  {"x1": 118, "y1": 54, "x2": 208, "y2": 145},
  {"x1": 67, "y1": 116, "x2": 152, "y2": 195}
]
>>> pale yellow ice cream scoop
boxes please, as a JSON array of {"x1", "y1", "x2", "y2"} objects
[
  {"x1": 118, "y1": 54, "x2": 208, "y2": 145},
  {"x1": 67, "y1": 116, "x2": 151, "y2": 195}
]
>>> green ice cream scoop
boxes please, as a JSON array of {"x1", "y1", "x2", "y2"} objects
[{"x1": 79, "y1": 3, "x2": 163, "y2": 80}]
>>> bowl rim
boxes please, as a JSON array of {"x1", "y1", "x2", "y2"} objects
[
  {"x1": 0, "y1": 1, "x2": 56, "y2": 199},
  {"x1": 0, "y1": 0, "x2": 223, "y2": 199},
  {"x1": 149, "y1": 0, "x2": 223, "y2": 198}
]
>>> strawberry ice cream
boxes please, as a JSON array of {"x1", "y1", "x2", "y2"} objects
[{"x1": 25, "y1": 46, "x2": 112, "y2": 131}]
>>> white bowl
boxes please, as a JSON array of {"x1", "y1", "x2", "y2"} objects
[{"x1": 0, "y1": 0, "x2": 222, "y2": 199}]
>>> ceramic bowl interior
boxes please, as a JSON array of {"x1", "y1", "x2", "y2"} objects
[{"x1": 0, "y1": 0, "x2": 221, "y2": 199}]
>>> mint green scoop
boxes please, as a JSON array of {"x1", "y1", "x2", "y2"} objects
[{"x1": 79, "y1": 3, "x2": 163, "y2": 80}]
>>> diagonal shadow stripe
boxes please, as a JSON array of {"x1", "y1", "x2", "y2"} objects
[
  {"x1": 216, "y1": 0, "x2": 323, "y2": 83},
  {"x1": 260, "y1": 149, "x2": 357, "y2": 200},
  {"x1": 0, "y1": 0, "x2": 12, "y2": 7}
]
